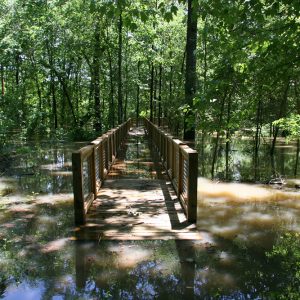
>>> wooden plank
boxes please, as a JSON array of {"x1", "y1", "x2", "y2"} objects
[{"x1": 73, "y1": 177, "x2": 200, "y2": 241}]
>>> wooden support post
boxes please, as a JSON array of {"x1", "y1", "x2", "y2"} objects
[
  {"x1": 99, "y1": 143, "x2": 104, "y2": 181},
  {"x1": 72, "y1": 152, "x2": 85, "y2": 225},
  {"x1": 178, "y1": 149, "x2": 183, "y2": 197},
  {"x1": 103, "y1": 135, "x2": 109, "y2": 170},
  {"x1": 186, "y1": 150, "x2": 198, "y2": 222},
  {"x1": 91, "y1": 147, "x2": 97, "y2": 197}
]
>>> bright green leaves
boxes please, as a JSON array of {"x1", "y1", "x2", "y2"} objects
[
  {"x1": 158, "y1": 1, "x2": 179, "y2": 22},
  {"x1": 266, "y1": 232, "x2": 300, "y2": 299},
  {"x1": 273, "y1": 114, "x2": 300, "y2": 141}
]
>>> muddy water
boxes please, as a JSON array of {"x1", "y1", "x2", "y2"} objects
[{"x1": 0, "y1": 135, "x2": 299, "y2": 299}]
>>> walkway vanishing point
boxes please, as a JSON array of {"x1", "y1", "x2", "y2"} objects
[{"x1": 72, "y1": 118, "x2": 200, "y2": 241}]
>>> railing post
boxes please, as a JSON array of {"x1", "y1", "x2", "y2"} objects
[
  {"x1": 178, "y1": 148, "x2": 183, "y2": 197},
  {"x1": 91, "y1": 147, "x2": 97, "y2": 197},
  {"x1": 186, "y1": 150, "x2": 198, "y2": 222},
  {"x1": 72, "y1": 152, "x2": 85, "y2": 225},
  {"x1": 99, "y1": 142, "x2": 104, "y2": 181},
  {"x1": 103, "y1": 134, "x2": 109, "y2": 171}
]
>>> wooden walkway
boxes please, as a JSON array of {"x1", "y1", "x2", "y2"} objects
[{"x1": 74, "y1": 126, "x2": 201, "y2": 240}]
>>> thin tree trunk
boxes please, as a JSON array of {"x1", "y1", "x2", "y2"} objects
[
  {"x1": 295, "y1": 139, "x2": 299, "y2": 176},
  {"x1": 15, "y1": 53, "x2": 20, "y2": 86},
  {"x1": 158, "y1": 64, "x2": 162, "y2": 127},
  {"x1": 51, "y1": 74, "x2": 57, "y2": 129},
  {"x1": 29, "y1": 55, "x2": 42, "y2": 110},
  {"x1": 294, "y1": 81, "x2": 300, "y2": 176},
  {"x1": 136, "y1": 60, "x2": 141, "y2": 126},
  {"x1": 271, "y1": 80, "x2": 290, "y2": 155},
  {"x1": 153, "y1": 67, "x2": 157, "y2": 122},
  {"x1": 1, "y1": 65, "x2": 4, "y2": 96},
  {"x1": 55, "y1": 72, "x2": 77, "y2": 125},
  {"x1": 117, "y1": 12, "x2": 123, "y2": 124},
  {"x1": 150, "y1": 63, "x2": 154, "y2": 122},
  {"x1": 124, "y1": 44, "x2": 128, "y2": 121},
  {"x1": 107, "y1": 49, "x2": 115, "y2": 128},
  {"x1": 254, "y1": 86, "x2": 262, "y2": 181},
  {"x1": 225, "y1": 95, "x2": 232, "y2": 181},
  {"x1": 93, "y1": 21, "x2": 101, "y2": 132}
]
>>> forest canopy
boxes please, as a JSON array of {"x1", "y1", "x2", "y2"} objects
[{"x1": 0, "y1": 0, "x2": 299, "y2": 141}]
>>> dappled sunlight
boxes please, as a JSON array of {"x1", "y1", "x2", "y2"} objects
[
  {"x1": 41, "y1": 238, "x2": 70, "y2": 253},
  {"x1": 110, "y1": 244, "x2": 153, "y2": 269},
  {"x1": 241, "y1": 212, "x2": 277, "y2": 227},
  {"x1": 210, "y1": 224, "x2": 240, "y2": 239},
  {"x1": 49, "y1": 171, "x2": 73, "y2": 177}
]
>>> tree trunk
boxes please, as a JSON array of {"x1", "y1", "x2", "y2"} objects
[
  {"x1": 93, "y1": 21, "x2": 101, "y2": 133},
  {"x1": 254, "y1": 97, "x2": 262, "y2": 181},
  {"x1": 295, "y1": 139, "x2": 299, "y2": 176},
  {"x1": 294, "y1": 81, "x2": 300, "y2": 176},
  {"x1": 154, "y1": 67, "x2": 158, "y2": 122},
  {"x1": 270, "y1": 80, "x2": 290, "y2": 155},
  {"x1": 150, "y1": 63, "x2": 154, "y2": 122},
  {"x1": 158, "y1": 64, "x2": 163, "y2": 127},
  {"x1": 124, "y1": 45, "x2": 128, "y2": 121},
  {"x1": 117, "y1": 12, "x2": 123, "y2": 124},
  {"x1": 1, "y1": 65, "x2": 4, "y2": 96},
  {"x1": 107, "y1": 49, "x2": 115, "y2": 128},
  {"x1": 225, "y1": 94, "x2": 232, "y2": 181},
  {"x1": 184, "y1": 0, "x2": 198, "y2": 140},
  {"x1": 29, "y1": 55, "x2": 42, "y2": 110},
  {"x1": 136, "y1": 60, "x2": 141, "y2": 126},
  {"x1": 15, "y1": 53, "x2": 20, "y2": 86},
  {"x1": 51, "y1": 73, "x2": 57, "y2": 129}
]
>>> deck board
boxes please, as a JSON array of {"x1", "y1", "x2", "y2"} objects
[{"x1": 74, "y1": 127, "x2": 202, "y2": 241}]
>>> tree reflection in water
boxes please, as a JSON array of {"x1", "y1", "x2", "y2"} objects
[{"x1": 0, "y1": 140, "x2": 299, "y2": 299}]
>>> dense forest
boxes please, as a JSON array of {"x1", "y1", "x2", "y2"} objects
[{"x1": 0, "y1": 0, "x2": 299, "y2": 145}]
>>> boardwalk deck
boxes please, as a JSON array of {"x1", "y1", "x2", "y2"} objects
[{"x1": 74, "y1": 126, "x2": 201, "y2": 240}]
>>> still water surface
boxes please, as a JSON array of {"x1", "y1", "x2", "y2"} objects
[{"x1": 0, "y1": 135, "x2": 299, "y2": 299}]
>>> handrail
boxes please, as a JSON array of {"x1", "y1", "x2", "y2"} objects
[
  {"x1": 72, "y1": 119, "x2": 132, "y2": 225},
  {"x1": 144, "y1": 118, "x2": 198, "y2": 222}
]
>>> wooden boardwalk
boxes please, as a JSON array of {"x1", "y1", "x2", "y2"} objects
[{"x1": 74, "y1": 126, "x2": 201, "y2": 240}]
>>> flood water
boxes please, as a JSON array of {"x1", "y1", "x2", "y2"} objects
[
  {"x1": 0, "y1": 133, "x2": 299, "y2": 299},
  {"x1": 196, "y1": 134, "x2": 300, "y2": 183}
]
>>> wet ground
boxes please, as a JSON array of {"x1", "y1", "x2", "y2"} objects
[{"x1": 0, "y1": 130, "x2": 299, "y2": 299}]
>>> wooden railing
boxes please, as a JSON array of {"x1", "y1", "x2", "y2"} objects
[
  {"x1": 144, "y1": 118, "x2": 198, "y2": 222},
  {"x1": 72, "y1": 119, "x2": 131, "y2": 225}
]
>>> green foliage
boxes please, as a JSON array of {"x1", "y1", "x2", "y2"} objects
[
  {"x1": 0, "y1": 0, "x2": 298, "y2": 145},
  {"x1": 273, "y1": 114, "x2": 300, "y2": 141},
  {"x1": 266, "y1": 232, "x2": 300, "y2": 299}
]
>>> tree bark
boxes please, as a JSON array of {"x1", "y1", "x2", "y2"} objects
[
  {"x1": 1, "y1": 65, "x2": 4, "y2": 96},
  {"x1": 117, "y1": 12, "x2": 123, "y2": 124},
  {"x1": 136, "y1": 60, "x2": 141, "y2": 126},
  {"x1": 270, "y1": 80, "x2": 290, "y2": 155},
  {"x1": 158, "y1": 64, "x2": 163, "y2": 126},
  {"x1": 93, "y1": 21, "x2": 102, "y2": 133},
  {"x1": 150, "y1": 63, "x2": 154, "y2": 122},
  {"x1": 184, "y1": 0, "x2": 198, "y2": 140},
  {"x1": 107, "y1": 49, "x2": 115, "y2": 128}
]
